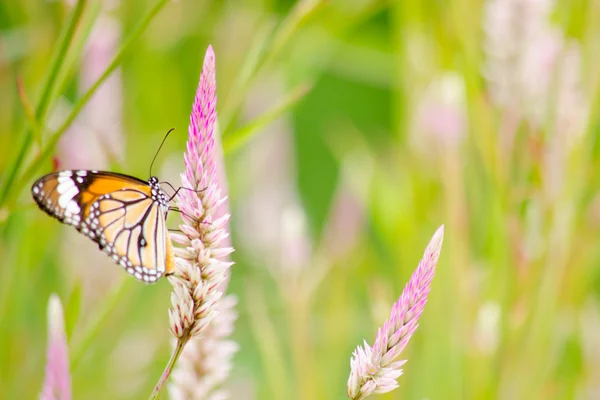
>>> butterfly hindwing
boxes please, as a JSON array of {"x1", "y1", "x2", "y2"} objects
[{"x1": 31, "y1": 170, "x2": 174, "y2": 283}]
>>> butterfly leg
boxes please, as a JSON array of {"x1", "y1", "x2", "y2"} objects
[
  {"x1": 161, "y1": 183, "x2": 208, "y2": 202},
  {"x1": 168, "y1": 206, "x2": 213, "y2": 227},
  {"x1": 168, "y1": 206, "x2": 197, "y2": 222}
]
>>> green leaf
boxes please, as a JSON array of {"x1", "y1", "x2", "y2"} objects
[
  {"x1": 224, "y1": 82, "x2": 312, "y2": 153},
  {"x1": 0, "y1": 0, "x2": 88, "y2": 206}
]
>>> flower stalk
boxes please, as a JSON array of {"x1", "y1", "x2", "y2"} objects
[
  {"x1": 168, "y1": 295, "x2": 239, "y2": 400},
  {"x1": 149, "y1": 335, "x2": 188, "y2": 399}
]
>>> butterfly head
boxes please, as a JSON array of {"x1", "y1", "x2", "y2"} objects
[{"x1": 148, "y1": 176, "x2": 169, "y2": 211}]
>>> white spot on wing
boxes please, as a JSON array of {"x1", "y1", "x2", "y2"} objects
[
  {"x1": 58, "y1": 186, "x2": 78, "y2": 207},
  {"x1": 56, "y1": 180, "x2": 74, "y2": 195},
  {"x1": 65, "y1": 201, "x2": 80, "y2": 215}
]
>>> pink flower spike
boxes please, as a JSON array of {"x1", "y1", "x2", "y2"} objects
[
  {"x1": 168, "y1": 45, "x2": 231, "y2": 340},
  {"x1": 347, "y1": 225, "x2": 444, "y2": 400},
  {"x1": 159, "y1": 45, "x2": 237, "y2": 400},
  {"x1": 41, "y1": 294, "x2": 71, "y2": 400}
]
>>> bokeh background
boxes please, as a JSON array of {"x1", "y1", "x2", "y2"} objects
[{"x1": 1, "y1": 0, "x2": 600, "y2": 399}]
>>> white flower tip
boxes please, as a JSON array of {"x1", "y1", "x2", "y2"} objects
[
  {"x1": 436, "y1": 224, "x2": 444, "y2": 238},
  {"x1": 428, "y1": 224, "x2": 445, "y2": 255},
  {"x1": 48, "y1": 293, "x2": 66, "y2": 337},
  {"x1": 204, "y1": 45, "x2": 216, "y2": 72}
]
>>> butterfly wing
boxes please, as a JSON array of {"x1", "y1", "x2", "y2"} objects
[{"x1": 31, "y1": 170, "x2": 174, "y2": 283}]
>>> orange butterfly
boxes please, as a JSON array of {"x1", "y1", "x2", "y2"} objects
[{"x1": 31, "y1": 170, "x2": 175, "y2": 283}]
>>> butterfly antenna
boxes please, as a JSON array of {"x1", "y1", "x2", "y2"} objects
[{"x1": 149, "y1": 128, "x2": 175, "y2": 178}]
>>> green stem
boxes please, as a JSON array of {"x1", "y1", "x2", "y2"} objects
[
  {"x1": 0, "y1": 0, "x2": 87, "y2": 206},
  {"x1": 220, "y1": 0, "x2": 325, "y2": 134},
  {"x1": 16, "y1": 78, "x2": 41, "y2": 146},
  {"x1": 37, "y1": 0, "x2": 88, "y2": 124},
  {"x1": 52, "y1": 0, "x2": 103, "y2": 110},
  {"x1": 149, "y1": 335, "x2": 189, "y2": 400},
  {"x1": 7, "y1": 0, "x2": 169, "y2": 209}
]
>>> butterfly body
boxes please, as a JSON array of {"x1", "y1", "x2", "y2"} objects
[{"x1": 31, "y1": 170, "x2": 174, "y2": 283}]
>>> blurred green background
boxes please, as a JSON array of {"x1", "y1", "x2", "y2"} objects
[{"x1": 1, "y1": 0, "x2": 600, "y2": 399}]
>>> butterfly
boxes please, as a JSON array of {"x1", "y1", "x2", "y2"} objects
[{"x1": 31, "y1": 169, "x2": 175, "y2": 284}]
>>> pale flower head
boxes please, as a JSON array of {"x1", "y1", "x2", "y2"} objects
[
  {"x1": 347, "y1": 226, "x2": 444, "y2": 400},
  {"x1": 414, "y1": 72, "x2": 466, "y2": 151}
]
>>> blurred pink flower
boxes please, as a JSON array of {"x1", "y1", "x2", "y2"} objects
[
  {"x1": 41, "y1": 294, "x2": 71, "y2": 400},
  {"x1": 483, "y1": 0, "x2": 588, "y2": 142},
  {"x1": 414, "y1": 72, "x2": 466, "y2": 150},
  {"x1": 483, "y1": 0, "x2": 554, "y2": 111},
  {"x1": 317, "y1": 153, "x2": 369, "y2": 267},
  {"x1": 484, "y1": 0, "x2": 589, "y2": 203},
  {"x1": 236, "y1": 103, "x2": 311, "y2": 277},
  {"x1": 57, "y1": 14, "x2": 125, "y2": 170},
  {"x1": 347, "y1": 226, "x2": 444, "y2": 399},
  {"x1": 79, "y1": 15, "x2": 125, "y2": 163},
  {"x1": 320, "y1": 183, "x2": 364, "y2": 263}
]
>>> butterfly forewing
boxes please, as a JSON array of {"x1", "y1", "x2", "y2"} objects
[{"x1": 31, "y1": 170, "x2": 174, "y2": 283}]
